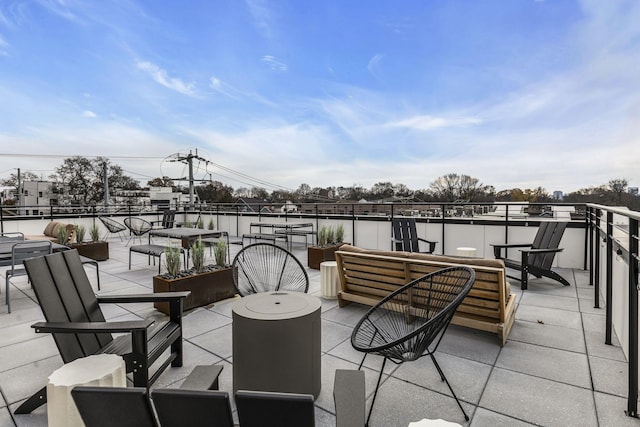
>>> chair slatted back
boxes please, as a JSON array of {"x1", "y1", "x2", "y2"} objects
[
  {"x1": 24, "y1": 250, "x2": 112, "y2": 363},
  {"x1": 72, "y1": 386, "x2": 157, "y2": 427},
  {"x1": 9, "y1": 241, "x2": 52, "y2": 271},
  {"x1": 530, "y1": 222, "x2": 567, "y2": 270},
  {"x1": 235, "y1": 390, "x2": 315, "y2": 427},
  {"x1": 392, "y1": 218, "x2": 419, "y2": 252},
  {"x1": 160, "y1": 210, "x2": 176, "y2": 229},
  {"x1": 152, "y1": 389, "x2": 234, "y2": 427}
]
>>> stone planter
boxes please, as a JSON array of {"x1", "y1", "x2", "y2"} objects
[
  {"x1": 308, "y1": 244, "x2": 344, "y2": 270},
  {"x1": 71, "y1": 241, "x2": 109, "y2": 261},
  {"x1": 153, "y1": 267, "x2": 236, "y2": 314}
]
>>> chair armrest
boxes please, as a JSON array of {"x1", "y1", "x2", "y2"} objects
[
  {"x1": 520, "y1": 248, "x2": 564, "y2": 255},
  {"x1": 417, "y1": 237, "x2": 437, "y2": 253},
  {"x1": 492, "y1": 243, "x2": 532, "y2": 259},
  {"x1": 32, "y1": 319, "x2": 154, "y2": 334},
  {"x1": 97, "y1": 291, "x2": 191, "y2": 304}
]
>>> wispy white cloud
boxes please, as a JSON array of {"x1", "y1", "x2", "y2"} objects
[
  {"x1": 367, "y1": 53, "x2": 384, "y2": 79},
  {"x1": 136, "y1": 61, "x2": 197, "y2": 97},
  {"x1": 261, "y1": 55, "x2": 287, "y2": 72},
  {"x1": 388, "y1": 115, "x2": 482, "y2": 131},
  {"x1": 0, "y1": 34, "x2": 8, "y2": 56},
  {"x1": 245, "y1": 0, "x2": 275, "y2": 40},
  {"x1": 82, "y1": 110, "x2": 96, "y2": 118}
]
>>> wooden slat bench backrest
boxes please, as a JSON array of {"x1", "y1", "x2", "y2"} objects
[{"x1": 335, "y1": 245, "x2": 515, "y2": 345}]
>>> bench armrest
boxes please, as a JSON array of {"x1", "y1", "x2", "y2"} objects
[{"x1": 32, "y1": 319, "x2": 154, "y2": 334}]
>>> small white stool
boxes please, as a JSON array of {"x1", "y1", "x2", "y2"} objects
[
  {"x1": 456, "y1": 247, "x2": 477, "y2": 257},
  {"x1": 408, "y1": 419, "x2": 463, "y2": 427},
  {"x1": 47, "y1": 354, "x2": 126, "y2": 427},
  {"x1": 320, "y1": 260, "x2": 339, "y2": 299}
]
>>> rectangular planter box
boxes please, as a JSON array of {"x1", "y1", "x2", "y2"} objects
[
  {"x1": 308, "y1": 244, "x2": 343, "y2": 270},
  {"x1": 153, "y1": 267, "x2": 236, "y2": 314},
  {"x1": 71, "y1": 241, "x2": 109, "y2": 261}
]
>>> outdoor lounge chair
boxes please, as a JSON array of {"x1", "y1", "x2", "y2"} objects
[
  {"x1": 151, "y1": 210, "x2": 176, "y2": 230},
  {"x1": 5, "y1": 240, "x2": 52, "y2": 313},
  {"x1": 492, "y1": 221, "x2": 570, "y2": 290},
  {"x1": 391, "y1": 217, "x2": 436, "y2": 253},
  {"x1": 124, "y1": 217, "x2": 153, "y2": 245},
  {"x1": 15, "y1": 249, "x2": 189, "y2": 414},
  {"x1": 98, "y1": 216, "x2": 127, "y2": 241},
  {"x1": 351, "y1": 266, "x2": 475, "y2": 425},
  {"x1": 232, "y1": 243, "x2": 309, "y2": 296}
]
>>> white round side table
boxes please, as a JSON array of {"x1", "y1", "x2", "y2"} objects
[
  {"x1": 47, "y1": 354, "x2": 126, "y2": 427},
  {"x1": 320, "y1": 260, "x2": 339, "y2": 299}
]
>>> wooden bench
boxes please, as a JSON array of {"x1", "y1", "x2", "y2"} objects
[
  {"x1": 335, "y1": 245, "x2": 516, "y2": 346},
  {"x1": 129, "y1": 244, "x2": 186, "y2": 274}
]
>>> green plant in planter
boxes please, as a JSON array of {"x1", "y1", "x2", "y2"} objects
[
  {"x1": 317, "y1": 226, "x2": 328, "y2": 246},
  {"x1": 214, "y1": 240, "x2": 227, "y2": 267},
  {"x1": 336, "y1": 224, "x2": 344, "y2": 243},
  {"x1": 164, "y1": 244, "x2": 182, "y2": 277},
  {"x1": 183, "y1": 219, "x2": 193, "y2": 228},
  {"x1": 56, "y1": 227, "x2": 68, "y2": 245},
  {"x1": 326, "y1": 226, "x2": 335, "y2": 245},
  {"x1": 196, "y1": 217, "x2": 204, "y2": 229},
  {"x1": 207, "y1": 218, "x2": 215, "y2": 230},
  {"x1": 191, "y1": 237, "x2": 206, "y2": 273},
  {"x1": 89, "y1": 224, "x2": 100, "y2": 242},
  {"x1": 75, "y1": 225, "x2": 86, "y2": 243}
]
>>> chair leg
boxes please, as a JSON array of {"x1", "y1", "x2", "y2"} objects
[
  {"x1": 14, "y1": 386, "x2": 47, "y2": 414},
  {"x1": 365, "y1": 356, "x2": 387, "y2": 427},
  {"x1": 520, "y1": 251, "x2": 529, "y2": 290},
  {"x1": 429, "y1": 353, "x2": 469, "y2": 421},
  {"x1": 5, "y1": 273, "x2": 11, "y2": 314}
]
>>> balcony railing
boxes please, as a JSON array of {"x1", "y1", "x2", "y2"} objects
[{"x1": 2, "y1": 200, "x2": 639, "y2": 417}]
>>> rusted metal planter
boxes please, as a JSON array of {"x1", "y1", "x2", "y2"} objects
[
  {"x1": 307, "y1": 244, "x2": 344, "y2": 270},
  {"x1": 71, "y1": 241, "x2": 109, "y2": 261},
  {"x1": 153, "y1": 267, "x2": 236, "y2": 314}
]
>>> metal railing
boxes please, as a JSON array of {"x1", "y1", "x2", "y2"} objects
[{"x1": 587, "y1": 204, "x2": 640, "y2": 417}]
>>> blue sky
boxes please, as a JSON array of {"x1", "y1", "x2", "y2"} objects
[{"x1": 0, "y1": 0, "x2": 638, "y2": 194}]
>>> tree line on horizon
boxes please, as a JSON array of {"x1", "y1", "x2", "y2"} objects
[{"x1": 1, "y1": 156, "x2": 638, "y2": 210}]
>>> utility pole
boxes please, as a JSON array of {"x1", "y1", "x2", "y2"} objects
[
  {"x1": 103, "y1": 162, "x2": 110, "y2": 212},
  {"x1": 167, "y1": 149, "x2": 208, "y2": 210},
  {"x1": 17, "y1": 168, "x2": 22, "y2": 215}
]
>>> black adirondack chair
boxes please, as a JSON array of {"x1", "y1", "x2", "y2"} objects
[
  {"x1": 152, "y1": 210, "x2": 176, "y2": 230},
  {"x1": 492, "y1": 221, "x2": 570, "y2": 290},
  {"x1": 391, "y1": 217, "x2": 437, "y2": 253},
  {"x1": 15, "y1": 249, "x2": 189, "y2": 414}
]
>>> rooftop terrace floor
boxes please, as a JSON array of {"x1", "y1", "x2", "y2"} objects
[{"x1": 1, "y1": 237, "x2": 639, "y2": 427}]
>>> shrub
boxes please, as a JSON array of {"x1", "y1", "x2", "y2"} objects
[
  {"x1": 326, "y1": 226, "x2": 335, "y2": 245},
  {"x1": 164, "y1": 244, "x2": 182, "y2": 277},
  {"x1": 214, "y1": 240, "x2": 227, "y2": 267},
  {"x1": 191, "y1": 237, "x2": 205, "y2": 273},
  {"x1": 89, "y1": 223, "x2": 100, "y2": 242},
  {"x1": 318, "y1": 226, "x2": 328, "y2": 246},
  {"x1": 208, "y1": 218, "x2": 215, "y2": 230},
  {"x1": 56, "y1": 226, "x2": 68, "y2": 245},
  {"x1": 75, "y1": 225, "x2": 86, "y2": 243},
  {"x1": 196, "y1": 217, "x2": 204, "y2": 229},
  {"x1": 336, "y1": 224, "x2": 344, "y2": 243}
]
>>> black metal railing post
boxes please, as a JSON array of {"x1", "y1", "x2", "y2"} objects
[
  {"x1": 627, "y1": 217, "x2": 639, "y2": 417},
  {"x1": 605, "y1": 211, "x2": 613, "y2": 343},
  {"x1": 351, "y1": 204, "x2": 356, "y2": 247},
  {"x1": 440, "y1": 203, "x2": 446, "y2": 255},
  {"x1": 594, "y1": 209, "x2": 601, "y2": 298}
]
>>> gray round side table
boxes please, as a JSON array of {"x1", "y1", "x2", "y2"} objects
[{"x1": 232, "y1": 291, "x2": 322, "y2": 398}]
